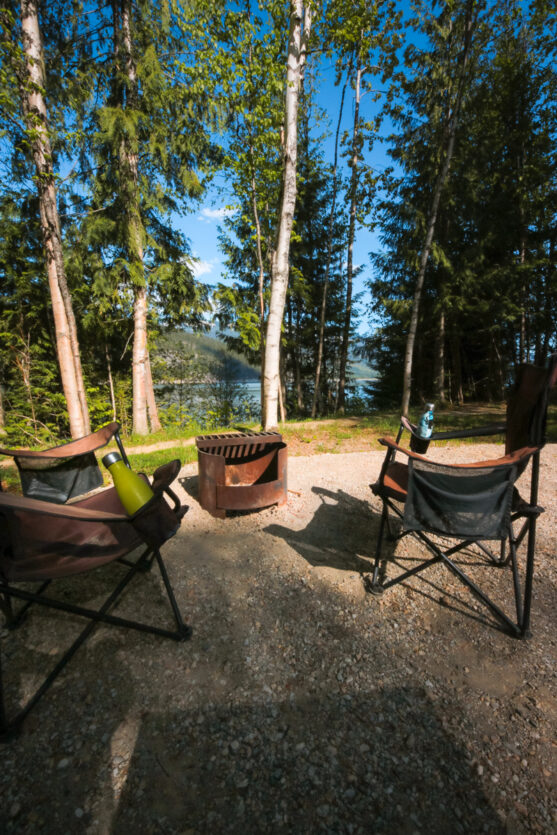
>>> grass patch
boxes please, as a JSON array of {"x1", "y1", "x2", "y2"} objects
[{"x1": 126, "y1": 445, "x2": 198, "y2": 474}]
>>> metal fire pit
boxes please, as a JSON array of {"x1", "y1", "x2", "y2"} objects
[{"x1": 195, "y1": 431, "x2": 287, "y2": 518}]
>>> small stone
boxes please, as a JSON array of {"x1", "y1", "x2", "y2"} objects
[
  {"x1": 58, "y1": 758, "x2": 70, "y2": 769},
  {"x1": 75, "y1": 808, "x2": 84, "y2": 819}
]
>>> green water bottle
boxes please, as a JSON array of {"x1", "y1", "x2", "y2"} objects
[{"x1": 102, "y1": 452, "x2": 154, "y2": 515}]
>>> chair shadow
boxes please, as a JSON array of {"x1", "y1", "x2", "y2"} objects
[{"x1": 264, "y1": 485, "x2": 396, "y2": 575}]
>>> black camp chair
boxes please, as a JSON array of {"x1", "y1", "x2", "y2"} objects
[
  {"x1": 368, "y1": 355, "x2": 557, "y2": 637},
  {"x1": 0, "y1": 422, "x2": 190, "y2": 741}
]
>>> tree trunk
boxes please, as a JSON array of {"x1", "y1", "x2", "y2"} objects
[
  {"x1": 145, "y1": 354, "x2": 162, "y2": 432},
  {"x1": 245, "y1": 12, "x2": 268, "y2": 427},
  {"x1": 311, "y1": 73, "x2": 348, "y2": 418},
  {"x1": 263, "y1": 0, "x2": 312, "y2": 430},
  {"x1": 401, "y1": 0, "x2": 476, "y2": 416},
  {"x1": 118, "y1": 0, "x2": 156, "y2": 435},
  {"x1": 19, "y1": 0, "x2": 90, "y2": 438},
  {"x1": 132, "y1": 284, "x2": 149, "y2": 434},
  {"x1": 249, "y1": 166, "x2": 267, "y2": 425},
  {"x1": 295, "y1": 300, "x2": 303, "y2": 412},
  {"x1": 337, "y1": 63, "x2": 362, "y2": 415},
  {"x1": 450, "y1": 331, "x2": 464, "y2": 405},
  {"x1": 434, "y1": 306, "x2": 446, "y2": 403},
  {"x1": 105, "y1": 344, "x2": 117, "y2": 422},
  {"x1": 0, "y1": 383, "x2": 5, "y2": 436}
]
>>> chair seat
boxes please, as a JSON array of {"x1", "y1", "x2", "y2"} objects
[
  {"x1": 2, "y1": 486, "x2": 142, "y2": 582},
  {"x1": 372, "y1": 461, "x2": 408, "y2": 502}
]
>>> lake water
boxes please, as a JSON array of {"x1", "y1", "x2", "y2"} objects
[{"x1": 158, "y1": 377, "x2": 378, "y2": 428}]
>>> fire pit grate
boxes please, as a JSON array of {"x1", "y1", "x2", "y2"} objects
[{"x1": 195, "y1": 431, "x2": 288, "y2": 518}]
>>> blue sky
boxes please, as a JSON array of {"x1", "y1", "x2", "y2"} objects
[{"x1": 176, "y1": 51, "x2": 393, "y2": 338}]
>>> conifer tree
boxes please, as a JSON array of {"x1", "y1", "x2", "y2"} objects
[{"x1": 5, "y1": 0, "x2": 91, "y2": 437}]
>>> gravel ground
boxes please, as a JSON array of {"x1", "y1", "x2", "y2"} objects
[{"x1": 1, "y1": 443, "x2": 556, "y2": 834}]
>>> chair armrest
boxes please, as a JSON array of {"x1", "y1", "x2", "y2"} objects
[
  {"x1": 399, "y1": 415, "x2": 506, "y2": 443},
  {"x1": 430, "y1": 422, "x2": 506, "y2": 441},
  {"x1": 151, "y1": 459, "x2": 181, "y2": 494},
  {"x1": 379, "y1": 437, "x2": 539, "y2": 470},
  {"x1": 0, "y1": 491, "x2": 128, "y2": 522},
  {"x1": 0, "y1": 422, "x2": 121, "y2": 461},
  {"x1": 379, "y1": 436, "x2": 432, "y2": 462}
]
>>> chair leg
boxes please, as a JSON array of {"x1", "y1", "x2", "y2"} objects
[
  {"x1": 366, "y1": 503, "x2": 388, "y2": 594},
  {"x1": 155, "y1": 550, "x2": 192, "y2": 640},
  {"x1": 3, "y1": 580, "x2": 51, "y2": 630},
  {"x1": 0, "y1": 649, "x2": 9, "y2": 740},
  {"x1": 520, "y1": 516, "x2": 537, "y2": 637},
  {"x1": 0, "y1": 549, "x2": 190, "y2": 741},
  {"x1": 0, "y1": 590, "x2": 14, "y2": 626}
]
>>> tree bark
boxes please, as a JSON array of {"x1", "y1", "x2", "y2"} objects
[
  {"x1": 145, "y1": 354, "x2": 162, "y2": 432},
  {"x1": 19, "y1": 0, "x2": 90, "y2": 438},
  {"x1": 401, "y1": 0, "x2": 476, "y2": 416},
  {"x1": 0, "y1": 383, "x2": 5, "y2": 436},
  {"x1": 105, "y1": 343, "x2": 117, "y2": 422},
  {"x1": 337, "y1": 63, "x2": 362, "y2": 415},
  {"x1": 263, "y1": 0, "x2": 312, "y2": 430},
  {"x1": 118, "y1": 0, "x2": 158, "y2": 435},
  {"x1": 132, "y1": 284, "x2": 149, "y2": 434},
  {"x1": 450, "y1": 330, "x2": 464, "y2": 405},
  {"x1": 434, "y1": 306, "x2": 446, "y2": 403}
]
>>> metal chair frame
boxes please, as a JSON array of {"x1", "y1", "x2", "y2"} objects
[
  {"x1": 0, "y1": 424, "x2": 190, "y2": 741},
  {"x1": 368, "y1": 355, "x2": 556, "y2": 638},
  {"x1": 369, "y1": 446, "x2": 540, "y2": 637}
]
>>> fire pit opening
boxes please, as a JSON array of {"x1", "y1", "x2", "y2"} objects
[{"x1": 195, "y1": 431, "x2": 288, "y2": 518}]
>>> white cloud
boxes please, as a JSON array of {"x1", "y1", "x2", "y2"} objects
[
  {"x1": 198, "y1": 206, "x2": 235, "y2": 223},
  {"x1": 191, "y1": 259, "x2": 214, "y2": 278}
]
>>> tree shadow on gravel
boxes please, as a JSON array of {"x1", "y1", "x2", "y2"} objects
[
  {"x1": 264, "y1": 485, "x2": 394, "y2": 575},
  {"x1": 110, "y1": 687, "x2": 503, "y2": 834}
]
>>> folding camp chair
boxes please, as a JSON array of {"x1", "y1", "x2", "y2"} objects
[
  {"x1": 0, "y1": 422, "x2": 190, "y2": 740},
  {"x1": 368, "y1": 355, "x2": 557, "y2": 637}
]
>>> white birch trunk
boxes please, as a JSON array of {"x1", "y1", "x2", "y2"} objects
[
  {"x1": 145, "y1": 354, "x2": 162, "y2": 432},
  {"x1": 263, "y1": 0, "x2": 312, "y2": 430},
  {"x1": 20, "y1": 0, "x2": 90, "y2": 438},
  {"x1": 119, "y1": 0, "x2": 153, "y2": 435}
]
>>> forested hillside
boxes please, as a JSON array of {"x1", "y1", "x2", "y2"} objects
[{"x1": 0, "y1": 0, "x2": 554, "y2": 443}]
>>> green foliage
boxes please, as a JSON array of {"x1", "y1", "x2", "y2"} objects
[{"x1": 365, "y1": 0, "x2": 557, "y2": 405}]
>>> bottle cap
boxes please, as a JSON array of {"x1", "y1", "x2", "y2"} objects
[
  {"x1": 102, "y1": 451, "x2": 122, "y2": 468},
  {"x1": 425, "y1": 403, "x2": 435, "y2": 410}
]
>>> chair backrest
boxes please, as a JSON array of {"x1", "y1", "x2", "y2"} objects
[
  {"x1": 505, "y1": 354, "x2": 557, "y2": 454},
  {"x1": 0, "y1": 422, "x2": 120, "y2": 504},
  {"x1": 403, "y1": 456, "x2": 521, "y2": 540}
]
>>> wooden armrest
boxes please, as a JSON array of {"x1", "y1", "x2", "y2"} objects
[{"x1": 379, "y1": 436, "x2": 431, "y2": 461}]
